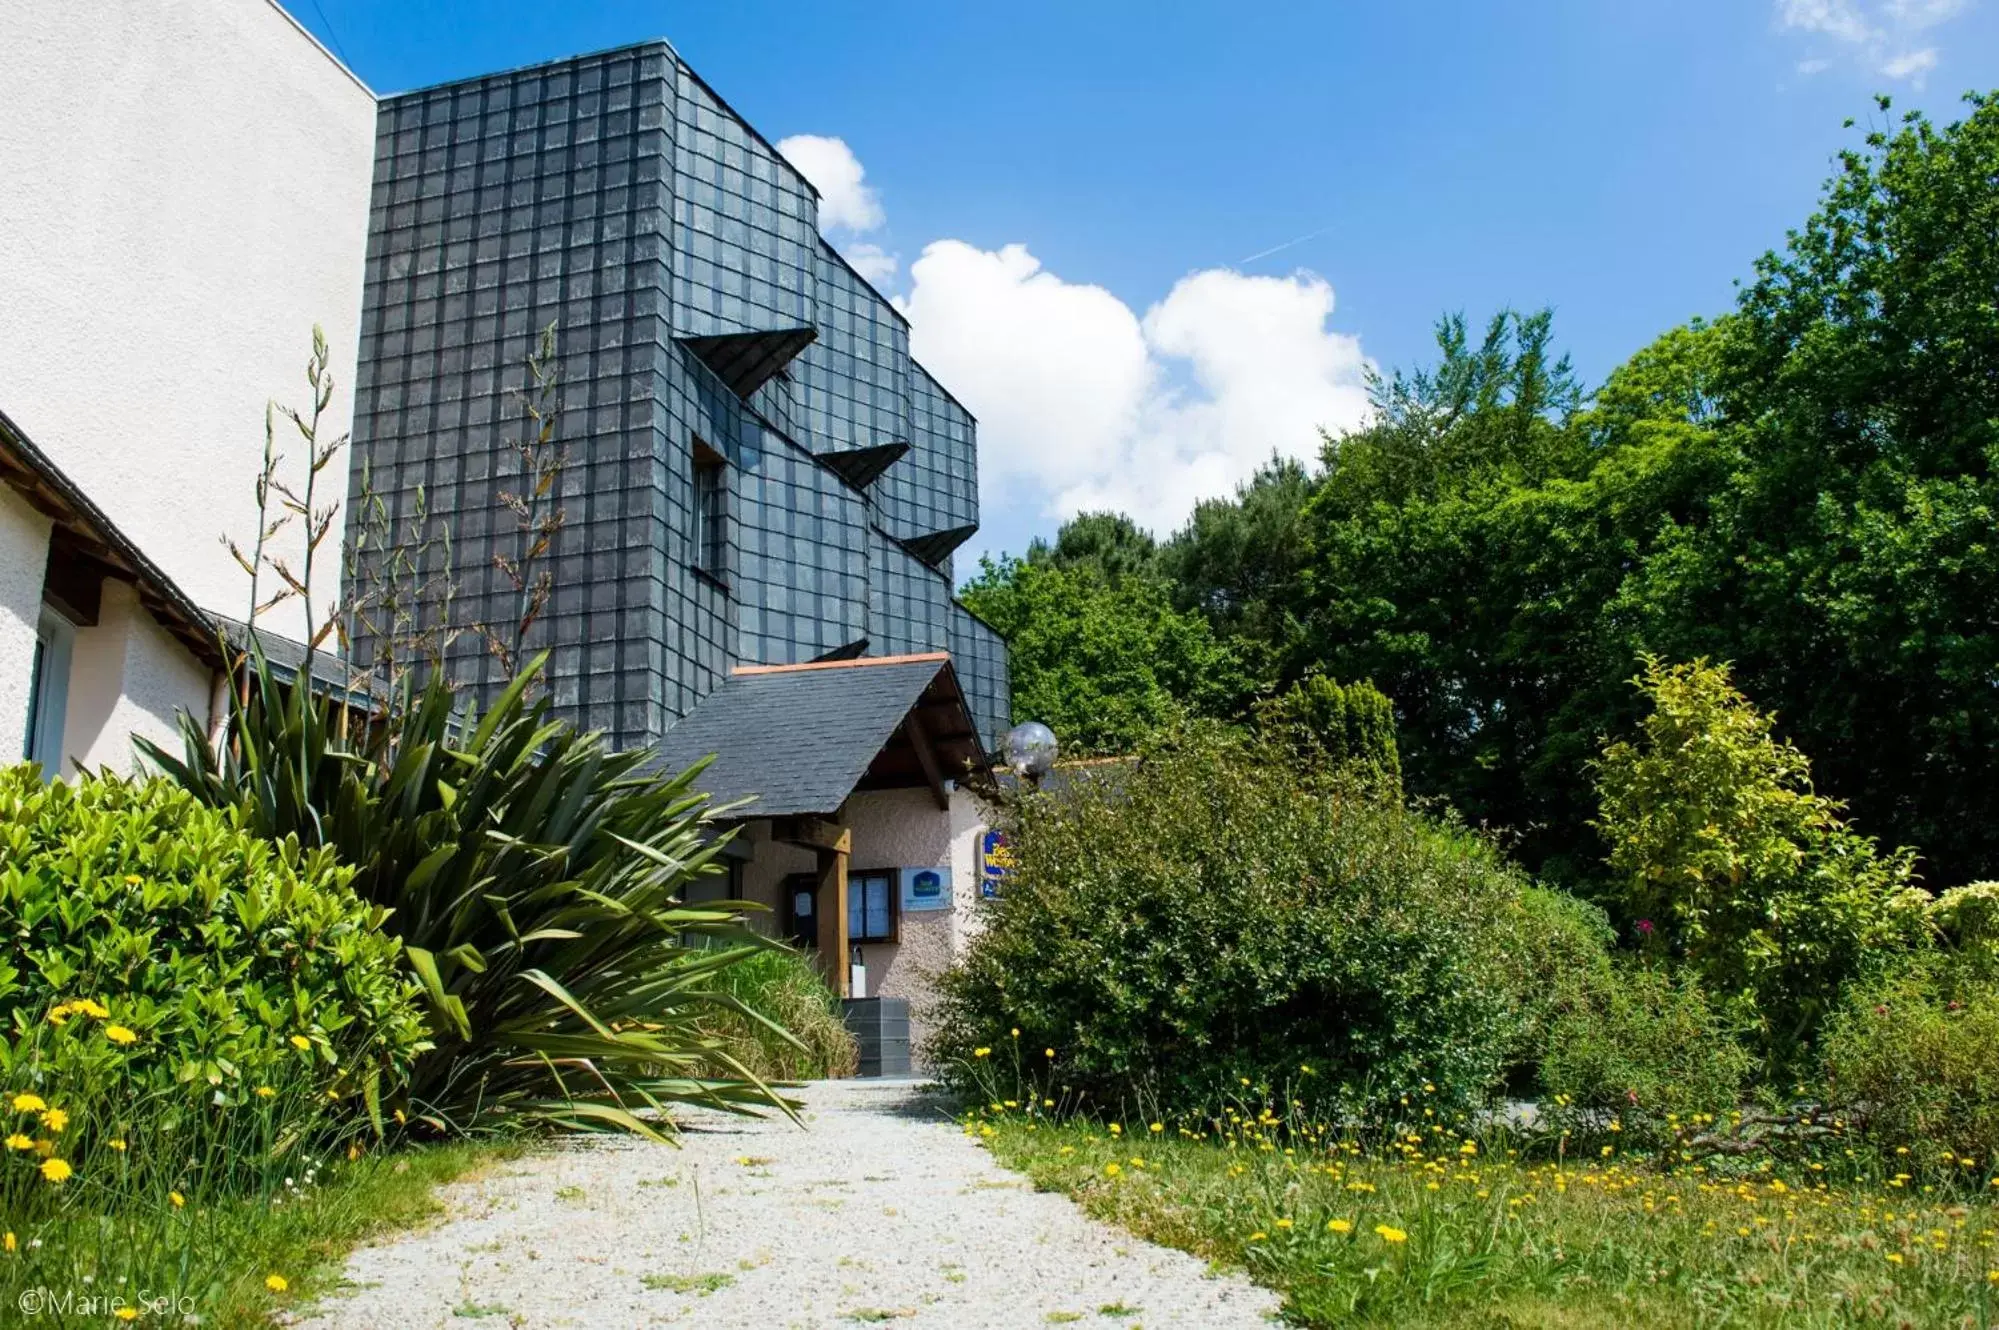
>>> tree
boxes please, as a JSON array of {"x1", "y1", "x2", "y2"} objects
[
  {"x1": 959, "y1": 536, "x2": 1249, "y2": 755},
  {"x1": 1593, "y1": 657, "x2": 1925, "y2": 1057}
]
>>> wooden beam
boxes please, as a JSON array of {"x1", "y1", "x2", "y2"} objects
[
  {"x1": 904, "y1": 708, "x2": 950, "y2": 811},
  {"x1": 813, "y1": 840, "x2": 850, "y2": 1000},
  {"x1": 774, "y1": 816, "x2": 851, "y2": 854}
]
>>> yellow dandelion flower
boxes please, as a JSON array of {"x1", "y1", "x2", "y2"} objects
[
  {"x1": 1149, "y1": 1122, "x2": 1164, "y2": 1134},
  {"x1": 1108, "y1": 1123, "x2": 1122, "y2": 1135},
  {"x1": 266, "y1": 1274, "x2": 289, "y2": 1293},
  {"x1": 1103, "y1": 1162, "x2": 1122, "y2": 1178},
  {"x1": 5, "y1": 1134, "x2": 31, "y2": 1152},
  {"x1": 1045, "y1": 1048, "x2": 1055, "y2": 1059},
  {"x1": 10, "y1": 1093, "x2": 46, "y2": 1113},
  {"x1": 255, "y1": 1086, "x2": 276, "y2": 1098},
  {"x1": 1374, "y1": 1224, "x2": 1408, "y2": 1243},
  {"x1": 39, "y1": 1157, "x2": 71, "y2": 1184},
  {"x1": 170, "y1": 1191, "x2": 184, "y2": 1208},
  {"x1": 1886, "y1": 1252, "x2": 1904, "y2": 1265},
  {"x1": 75, "y1": 999, "x2": 110, "y2": 1019},
  {"x1": 290, "y1": 1035, "x2": 312, "y2": 1051},
  {"x1": 1328, "y1": 1218, "x2": 1353, "y2": 1233},
  {"x1": 3, "y1": 1232, "x2": 14, "y2": 1253},
  {"x1": 105, "y1": 1025, "x2": 138, "y2": 1046},
  {"x1": 107, "y1": 1139, "x2": 126, "y2": 1152},
  {"x1": 123, "y1": 875, "x2": 142, "y2": 885},
  {"x1": 115, "y1": 1309, "x2": 139, "y2": 1322},
  {"x1": 973, "y1": 1047, "x2": 990, "y2": 1058},
  {"x1": 41, "y1": 1109, "x2": 67, "y2": 1134},
  {"x1": 45, "y1": 1005, "x2": 70, "y2": 1027},
  {"x1": 1010, "y1": 1028, "x2": 1020, "y2": 1038},
  {"x1": 1274, "y1": 1218, "x2": 1294, "y2": 1229}
]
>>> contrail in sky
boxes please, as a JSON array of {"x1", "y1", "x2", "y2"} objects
[{"x1": 1236, "y1": 224, "x2": 1337, "y2": 267}]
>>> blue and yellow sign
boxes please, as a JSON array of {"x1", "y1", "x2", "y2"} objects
[{"x1": 980, "y1": 829, "x2": 1013, "y2": 899}]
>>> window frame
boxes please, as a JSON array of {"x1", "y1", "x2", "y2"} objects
[
  {"x1": 847, "y1": 867, "x2": 900, "y2": 945},
  {"x1": 23, "y1": 605, "x2": 74, "y2": 779},
  {"x1": 690, "y1": 436, "x2": 729, "y2": 589}
]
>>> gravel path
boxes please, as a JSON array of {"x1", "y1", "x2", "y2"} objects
[{"x1": 296, "y1": 1079, "x2": 1279, "y2": 1329}]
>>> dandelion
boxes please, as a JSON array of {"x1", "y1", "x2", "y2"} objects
[
  {"x1": 1248, "y1": 1231, "x2": 1267, "y2": 1242},
  {"x1": 170, "y1": 1192, "x2": 184, "y2": 1208},
  {"x1": 105, "y1": 1025, "x2": 138, "y2": 1046},
  {"x1": 1010, "y1": 1028, "x2": 1020, "y2": 1038},
  {"x1": 10, "y1": 1093, "x2": 46, "y2": 1113},
  {"x1": 1103, "y1": 1163, "x2": 1122, "y2": 1178},
  {"x1": 41, "y1": 1108, "x2": 67, "y2": 1134},
  {"x1": 1149, "y1": 1123, "x2": 1163, "y2": 1134},
  {"x1": 5, "y1": 1134, "x2": 31, "y2": 1152},
  {"x1": 266, "y1": 1274, "x2": 289, "y2": 1293},
  {"x1": 1886, "y1": 1252, "x2": 1904, "y2": 1265},
  {"x1": 1374, "y1": 1224, "x2": 1408, "y2": 1244},
  {"x1": 1328, "y1": 1218, "x2": 1353, "y2": 1233},
  {"x1": 123, "y1": 874, "x2": 142, "y2": 885},
  {"x1": 115, "y1": 1309, "x2": 139, "y2": 1322},
  {"x1": 973, "y1": 1048, "x2": 990, "y2": 1059},
  {"x1": 1274, "y1": 1218, "x2": 1293, "y2": 1230},
  {"x1": 107, "y1": 1139, "x2": 126, "y2": 1152},
  {"x1": 2, "y1": 1233, "x2": 13, "y2": 1253},
  {"x1": 1108, "y1": 1123, "x2": 1122, "y2": 1136},
  {"x1": 39, "y1": 1157, "x2": 71, "y2": 1184},
  {"x1": 1045, "y1": 1048, "x2": 1055, "y2": 1059},
  {"x1": 255, "y1": 1086, "x2": 276, "y2": 1098},
  {"x1": 290, "y1": 1035, "x2": 312, "y2": 1052},
  {"x1": 75, "y1": 999, "x2": 109, "y2": 1019}
]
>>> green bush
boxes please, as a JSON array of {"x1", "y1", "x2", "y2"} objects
[
  {"x1": 1821, "y1": 961, "x2": 1999, "y2": 1164},
  {"x1": 0, "y1": 768, "x2": 427, "y2": 1209},
  {"x1": 1537, "y1": 963, "x2": 1750, "y2": 1142},
  {"x1": 699, "y1": 948, "x2": 857, "y2": 1081},
  {"x1": 1492, "y1": 886, "x2": 1617, "y2": 1086},
  {"x1": 931, "y1": 723, "x2": 1533, "y2": 1120},
  {"x1": 1253, "y1": 672, "x2": 1401, "y2": 789},
  {"x1": 143, "y1": 652, "x2": 792, "y2": 1136},
  {"x1": 1593, "y1": 657, "x2": 1928, "y2": 1060}
]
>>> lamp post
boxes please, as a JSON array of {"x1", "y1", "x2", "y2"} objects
[{"x1": 1003, "y1": 720, "x2": 1058, "y2": 787}]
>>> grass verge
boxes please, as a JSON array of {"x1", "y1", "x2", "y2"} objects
[
  {"x1": 0, "y1": 1140, "x2": 521, "y2": 1328},
  {"x1": 981, "y1": 1115, "x2": 1999, "y2": 1328}
]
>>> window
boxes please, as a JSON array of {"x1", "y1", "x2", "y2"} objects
[
  {"x1": 22, "y1": 606, "x2": 73, "y2": 779},
  {"x1": 691, "y1": 437, "x2": 728, "y2": 582},
  {"x1": 848, "y1": 869, "x2": 898, "y2": 944}
]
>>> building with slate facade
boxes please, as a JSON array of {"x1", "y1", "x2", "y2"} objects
[
  {"x1": 345, "y1": 42, "x2": 1008, "y2": 758},
  {"x1": 344, "y1": 41, "x2": 1013, "y2": 1062}
]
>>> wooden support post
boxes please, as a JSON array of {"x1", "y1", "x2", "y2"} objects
[
  {"x1": 813, "y1": 829, "x2": 851, "y2": 998},
  {"x1": 904, "y1": 709, "x2": 951, "y2": 811}
]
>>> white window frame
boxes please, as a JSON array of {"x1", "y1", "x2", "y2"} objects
[{"x1": 23, "y1": 605, "x2": 74, "y2": 778}]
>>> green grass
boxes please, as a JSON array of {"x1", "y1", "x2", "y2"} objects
[
  {"x1": 982, "y1": 1116, "x2": 1999, "y2": 1328},
  {"x1": 641, "y1": 1270, "x2": 735, "y2": 1295},
  {"x1": 0, "y1": 1140, "x2": 518, "y2": 1328}
]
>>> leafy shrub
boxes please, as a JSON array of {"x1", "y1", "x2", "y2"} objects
[
  {"x1": 931, "y1": 723, "x2": 1534, "y2": 1120},
  {"x1": 1925, "y1": 882, "x2": 1999, "y2": 980},
  {"x1": 143, "y1": 652, "x2": 791, "y2": 1136},
  {"x1": 1593, "y1": 656, "x2": 1928, "y2": 1059},
  {"x1": 1253, "y1": 673, "x2": 1401, "y2": 789},
  {"x1": 1491, "y1": 886, "x2": 1616, "y2": 1086},
  {"x1": 1537, "y1": 963, "x2": 1750, "y2": 1142},
  {"x1": 1821, "y1": 961, "x2": 1999, "y2": 1164},
  {"x1": 699, "y1": 948, "x2": 857, "y2": 1081},
  {"x1": 0, "y1": 768, "x2": 427, "y2": 1206}
]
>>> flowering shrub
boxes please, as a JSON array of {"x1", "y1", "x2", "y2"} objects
[
  {"x1": 932, "y1": 723, "x2": 1538, "y2": 1120},
  {"x1": 1822, "y1": 961, "x2": 1999, "y2": 1163},
  {"x1": 0, "y1": 767, "x2": 428, "y2": 1186}
]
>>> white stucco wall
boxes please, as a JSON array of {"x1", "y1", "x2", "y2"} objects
[
  {"x1": 0, "y1": 0, "x2": 376, "y2": 635},
  {"x1": 60, "y1": 579, "x2": 213, "y2": 778},
  {"x1": 0, "y1": 488, "x2": 55, "y2": 760}
]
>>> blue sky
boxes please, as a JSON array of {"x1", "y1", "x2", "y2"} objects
[{"x1": 294, "y1": 0, "x2": 1999, "y2": 568}]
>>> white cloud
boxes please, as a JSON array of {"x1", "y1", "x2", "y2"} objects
[
  {"x1": 1882, "y1": 46, "x2": 1940, "y2": 76},
  {"x1": 899, "y1": 240, "x2": 1371, "y2": 536},
  {"x1": 1776, "y1": 0, "x2": 1972, "y2": 83},
  {"x1": 774, "y1": 134, "x2": 884, "y2": 232},
  {"x1": 841, "y1": 241, "x2": 899, "y2": 286}
]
